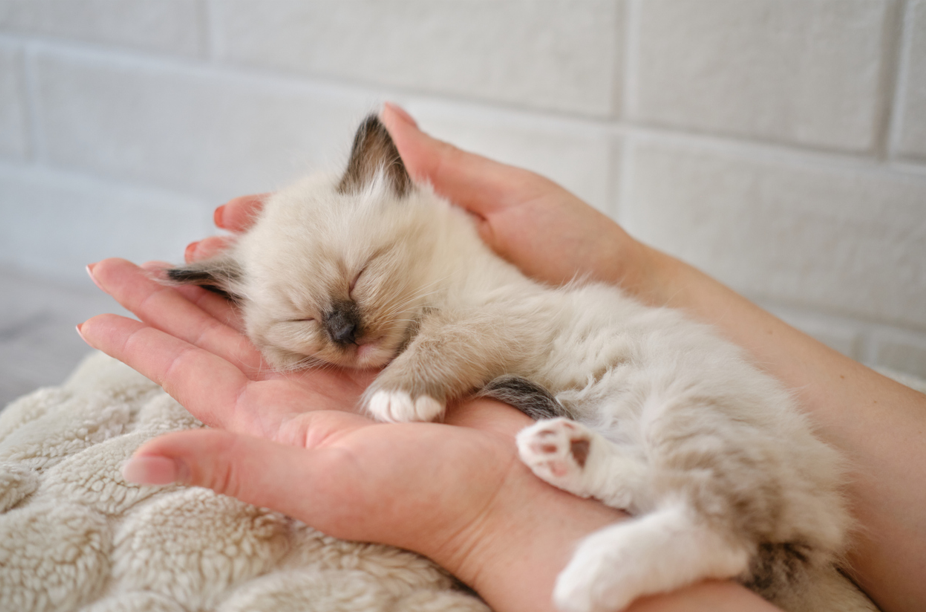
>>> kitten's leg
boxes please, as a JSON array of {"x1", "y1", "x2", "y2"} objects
[
  {"x1": 365, "y1": 309, "x2": 528, "y2": 422},
  {"x1": 553, "y1": 504, "x2": 752, "y2": 612},
  {"x1": 517, "y1": 418, "x2": 646, "y2": 510},
  {"x1": 521, "y1": 421, "x2": 754, "y2": 611}
]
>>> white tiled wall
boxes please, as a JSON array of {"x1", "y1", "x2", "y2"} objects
[
  {"x1": 894, "y1": 0, "x2": 926, "y2": 159},
  {"x1": 629, "y1": 0, "x2": 892, "y2": 152},
  {"x1": 624, "y1": 137, "x2": 926, "y2": 328},
  {"x1": 0, "y1": 0, "x2": 205, "y2": 56},
  {"x1": 0, "y1": 40, "x2": 27, "y2": 160},
  {"x1": 0, "y1": 164, "x2": 210, "y2": 279},
  {"x1": 29, "y1": 47, "x2": 370, "y2": 199},
  {"x1": 211, "y1": 0, "x2": 624, "y2": 117},
  {"x1": 1, "y1": 0, "x2": 924, "y2": 378}
]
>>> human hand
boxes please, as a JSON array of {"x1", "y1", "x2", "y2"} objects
[
  {"x1": 379, "y1": 104, "x2": 663, "y2": 297},
  {"x1": 80, "y1": 258, "x2": 628, "y2": 612},
  {"x1": 85, "y1": 258, "x2": 375, "y2": 440},
  {"x1": 80, "y1": 260, "x2": 773, "y2": 612},
  {"x1": 188, "y1": 106, "x2": 665, "y2": 301},
  {"x1": 184, "y1": 193, "x2": 269, "y2": 262}
]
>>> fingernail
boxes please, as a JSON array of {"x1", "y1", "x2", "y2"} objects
[
  {"x1": 384, "y1": 102, "x2": 418, "y2": 128},
  {"x1": 76, "y1": 323, "x2": 86, "y2": 342},
  {"x1": 214, "y1": 205, "x2": 226, "y2": 228},
  {"x1": 86, "y1": 263, "x2": 104, "y2": 291},
  {"x1": 185, "y1": 241, "x2": 200, "y2": 261},
  {"x1": 122, "y1": 456, "x2": 190, "y2": 486}
]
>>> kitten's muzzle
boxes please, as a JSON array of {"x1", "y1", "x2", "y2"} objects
[{"x1": 325, "y1": 301, "x2": 362, "y2": 345}]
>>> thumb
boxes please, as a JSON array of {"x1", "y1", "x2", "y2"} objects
[
  {"x1": 381, "y1": 102, "x2": 530, "y2": 216},
  {"x1": 121, "y1": 428, "x2": 357, "y2": 526}
]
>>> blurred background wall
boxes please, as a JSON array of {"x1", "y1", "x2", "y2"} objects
[{"x1": 0, "y1": 0, "x2": 924, "y2": 402}]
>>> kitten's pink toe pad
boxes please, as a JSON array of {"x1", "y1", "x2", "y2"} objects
[{"x1": 516, "y1": 418, "x2": 594, "y2": 492}]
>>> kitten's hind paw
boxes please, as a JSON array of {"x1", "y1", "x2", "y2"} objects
[
  {"x1": 516, "y1": 417, "x2": 596, "y2": 497},
  {"x1": 553, "y1": 537, "x2": 639, "y2": 612},
  {"x1": 366, "y1": 390, "x2": 444, "y2": 423}
]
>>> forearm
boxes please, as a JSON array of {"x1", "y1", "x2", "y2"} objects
[{"x1": 637, "y1": 246, "x2": 926, "y2": 612}]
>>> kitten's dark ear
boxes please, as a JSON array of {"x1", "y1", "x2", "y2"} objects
[
  {"x1": 338, "y1": 114, "x2": 412, "y2": 198},
  {"x1": 163, "y1": 256, "x2": 244, "y2": 301}
]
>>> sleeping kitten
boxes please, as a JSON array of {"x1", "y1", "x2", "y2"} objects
[{"x1": 167, "y1": 116, "x2": 873, "y2": 612}]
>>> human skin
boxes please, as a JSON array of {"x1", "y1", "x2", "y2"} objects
[{"x1": 80, "y1": 103, "x2": 925, "y2": 612}]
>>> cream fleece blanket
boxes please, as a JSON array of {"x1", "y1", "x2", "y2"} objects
[{"x1": 0, "y1": 352, "x2": 490, "y2": 612}]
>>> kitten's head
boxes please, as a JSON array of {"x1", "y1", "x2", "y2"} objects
[{"x1": 166, "y1": 115, "x2": 444, "y2": 371}]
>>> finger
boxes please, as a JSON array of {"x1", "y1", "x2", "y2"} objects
[
  {"x1": 80, "y1": 314, "x2": 351, "y2": 435},
  {"x1": 173, "y1": 285, "x2": 246, "y2": 332},
  {"x1": 381, "y1": 103, "x2": 538, "y2": 215},
  {"x1": 215, "y1": 194, "x2": 268, "y2": 232},
  {"x1": 185, "y1": 236, "x2": 236, "y2": 263},
  {"x1": 121, "y1": 423, "x2": 376, "y2": 537},
  {"x1": 78, "y1": 314, "x2": 255, "y2": 431},
  {"x1": 89, "y1": 258, "x2": 262, "y2": 372},
  {"x1": 139, "y1": 261, "x2": 245, "y2": 332}
]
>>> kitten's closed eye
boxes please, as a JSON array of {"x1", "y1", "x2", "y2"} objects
[{"x1": 349, "y1": 267, "x2": 366, "y2": 296}]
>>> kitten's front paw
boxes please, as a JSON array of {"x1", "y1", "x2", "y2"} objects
[
  {"x1": 517, "y1": 418, "x2": 596, "y2": 497},
  {"x1": 366, "y1": 390, "x2": 444, "y2": 423}
]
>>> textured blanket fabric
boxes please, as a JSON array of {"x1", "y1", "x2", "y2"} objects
[{"x1": 0, "y1": 352, "x2": 491, "y2": 612}]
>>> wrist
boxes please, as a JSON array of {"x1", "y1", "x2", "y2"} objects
[
  {"x1": 439, "y1": 456, "x2": 626, "y2": 612},
  {"x1": 610, "y1": 236, "x2": 675, "y2": 306}
]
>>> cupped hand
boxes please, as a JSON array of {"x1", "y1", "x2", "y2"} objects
[
  {"x1": 184, "y1": 193, "x2": 268, "y2": 262},
  {"x1": 80, "y1": 259, "x2": 627, "y2": 612},
  {"x1": 83, "y1": 259, "x2": 522, "y2": 544},
  {"x1": 189, "y1": 105, "x2": 662, "y2": 298},
  {"x1": 77, "y1": 269, "x2": 772, "y2": 612},
  {"x1": 380, "y1": 104, "x2": 661, "y2": 295},
  {"x1": 85, "y1": 258, "x2": 374, "y2": 441}
]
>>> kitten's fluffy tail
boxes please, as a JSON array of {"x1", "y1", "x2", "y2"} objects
[{"x1": 477, "y1": 375, "x2": 571, "y2": 420}]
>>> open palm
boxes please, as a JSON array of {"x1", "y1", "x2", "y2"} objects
[
  {"x1": 81, "y1": 257, "x2": 536, "y2": 554},
  {"x1": 87, "y1": 258, "x2": 375, "y2": 439}
]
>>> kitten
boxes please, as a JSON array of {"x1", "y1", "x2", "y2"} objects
[{"x1": 167, "y1": 116, "x2": 873, "y2": 612}]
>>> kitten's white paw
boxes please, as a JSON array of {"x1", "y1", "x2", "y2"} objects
[
  {"x1": 517, "y1": 417, "x2": 595, "y2": 497},
  {"x1": 553, "y1": 541, "x2": 637, "y2": 612},
  {"x1": 367, "y1": 390, "x2": 444, "y2": 423},
  {"x1": 554, "y1": 506, "x2": 752, "y2": 612}
]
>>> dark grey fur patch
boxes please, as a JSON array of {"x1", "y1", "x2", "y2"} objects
[
  {"x1": 742, "y1": 541, "x2": 813, "y2": 599},
  {"x1": 164, "y1": 259, "x2": 243, "y2": 301},
  {"x1": 338, "y1": 114, "x2": 412, "y2": 198},
  {"x1": 165, "y1": 267, "x2": 219, "y2": 284},
  {"x1": 477, "y1": 375, "x2": 569, "y2": 420}
]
